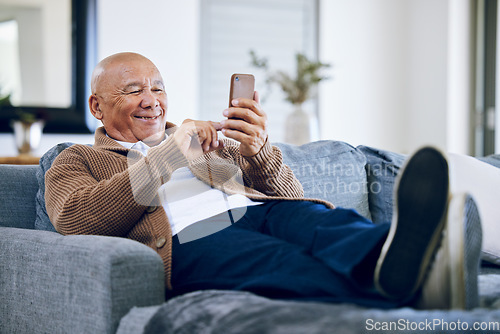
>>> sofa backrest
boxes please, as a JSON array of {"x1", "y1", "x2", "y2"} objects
[
  {"x1": 276, "y1": 141, "x2": 372, "y2": 220},
  {"x1": 1, "y1": 141, "x2": 377, "y2": 232},
  {"x1": 0, "y1": 164, "x2": 39, "y2": 229},
  {"x1": 0, "y1": 140, "x2": 407, "y2": 232}
]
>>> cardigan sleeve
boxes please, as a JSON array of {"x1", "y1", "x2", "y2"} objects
[
  {"x1": 221, "y1": 138, "x2": 304, "y2": 198},
  {"x1": 45, "y1": 137, "x2": 187, "y2": 236},
  {"x1": 46, "y1": 146, "x2": 145, "y2": 236}
]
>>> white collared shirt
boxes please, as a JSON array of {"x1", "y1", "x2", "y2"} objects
[{"x1": 115, "y1": 137, "x2": 262, "y2": 236}]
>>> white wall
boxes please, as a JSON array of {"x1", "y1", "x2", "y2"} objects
[
  {"x1": 1, "y1": 0, "x2": 200, "y2": 157},
  {"x1": 95, "y1": 0, "x2": 470, "y2": 155},
  {"x1": 447, "y1": 0, "x2": 475, "y2": 155},
  {"x1": 406, "y1": 0, "x2": 449, "y2": 154},
  {"x1": 97, "y1": 0, "x2": 200, "y2": 127},
  {"x1": 1, "y1": 0, "x2": 200, "y2": 156},
  {"x1": 1, "y1": 0, "x2": 475, "y2": 157},
  {"x1": 319, "y1": 0, "x2": 451, "y2": 154}
]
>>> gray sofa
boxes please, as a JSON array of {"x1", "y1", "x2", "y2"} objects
[{"x1": 1, "y1": 140, "x2": 500, "y2": 334}]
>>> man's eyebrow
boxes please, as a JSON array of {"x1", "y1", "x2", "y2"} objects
[{"x1": 153, "y1": 80, "x2": 165, "y2": 88}]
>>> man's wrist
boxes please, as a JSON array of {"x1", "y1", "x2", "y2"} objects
[{"x1": 243, "y1": 137, "x2": 273, "y2": 169}]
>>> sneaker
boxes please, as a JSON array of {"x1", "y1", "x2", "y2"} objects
[
  {"x1": 415, "y1": 193, "x2": 482, "y2": 309},
  {"x1": 374, "y1": 146, "x2": 449, "y2": 300}
]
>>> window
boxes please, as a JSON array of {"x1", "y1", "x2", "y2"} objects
[
  {"x1": 0, "y1": 20, "x2": 21, "y2": 105},
  {"x1": 200, "y1": 0, "x2": 318, "y2": 142}
]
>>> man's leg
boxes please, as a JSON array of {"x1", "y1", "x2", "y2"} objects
[
  {"x1": 233, "y1": 201, "x2": 390, "y2": 290},
  {"x1": 233, "y1": 146, "x2": 481, "y2": 309},
  {"x1": 170, "y1": 147, "x2": 481, "y2": 309},
  {"x1": 169, "y1": 211, "x2": 398, "y2": 307}
]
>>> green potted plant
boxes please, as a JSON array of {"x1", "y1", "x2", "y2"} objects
[
  {"x1": 0, "y1": 92, "x2": 11, "y2": 108},
  {"x1": 0, "y1": 85, "x2": 45, "y2": 155},
  {"x1": 250, "y1": 50, "x2": 330, "y2": 145}
]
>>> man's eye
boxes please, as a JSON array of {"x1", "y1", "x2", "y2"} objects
[{"x1": 128, "y1": 90, "x2": 141, "y2": 95}]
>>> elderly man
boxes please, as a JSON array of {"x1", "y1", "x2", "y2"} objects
[{"x1": 45, "y1": 52, "x2": 481, "y2": 310}]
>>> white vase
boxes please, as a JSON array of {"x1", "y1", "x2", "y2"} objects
[
  {"x1": 284, "y1": 104, "x2": 310, "y2": 145},
  {"x1": 11, "y1": 120, "x2": 44, "y2": 155}
]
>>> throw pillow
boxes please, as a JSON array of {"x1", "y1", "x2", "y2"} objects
[
  {"x1": 276, "y1": 141, "x2": 372, "y2": 220},
  {"x1": 34, "y1": 142, "x2": 75, "y2": 232}
]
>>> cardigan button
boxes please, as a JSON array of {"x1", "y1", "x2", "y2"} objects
[
  {"x1": 146, "y1": 206, "x2": 157, "y2": 213},
  {"x1": 156, "y1": 237, "x2": 167, "y2": 248}
]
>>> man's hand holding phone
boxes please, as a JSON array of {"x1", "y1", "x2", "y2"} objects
[
  {"x1": 174, "y1": 73, "x2": 268, "y2": 160},
  {"x1": 221, "y1": 74, "x2": 268, "y2": 157}
]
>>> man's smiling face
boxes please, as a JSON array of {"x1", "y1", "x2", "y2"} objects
[{"x1": 90, "y1": 54, "x2": 168, "y2": 145}]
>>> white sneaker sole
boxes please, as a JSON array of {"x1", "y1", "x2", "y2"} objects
[
  {"x1": 374, "y1": 146, "x2": 449, "y2": 300},
  {"x1": 448, "y1": 193, "x2": 482, "y2": 309}
]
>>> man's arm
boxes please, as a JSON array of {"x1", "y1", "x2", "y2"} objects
[
  {"x1": 219, "y1": 93, "x2": 304, "y2": 198},
  {"x1": 46, "y1": 146, "x2": 147, "y2": 236},
  {"x1": 45, "y1": 137, "x2": 187, "y2": 236}
]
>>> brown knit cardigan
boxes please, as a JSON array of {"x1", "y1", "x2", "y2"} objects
[{"x1": 45, "y1": 125, "x2": 334, "y2": 289}]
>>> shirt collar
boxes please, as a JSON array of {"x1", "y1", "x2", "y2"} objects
[{"x1": 110, "y1": 135, "x2": 167, "y2": 156}]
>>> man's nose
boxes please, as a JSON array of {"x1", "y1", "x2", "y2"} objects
[{"x1": 140, "y1": 90, "x2": 159, "y2": 109}]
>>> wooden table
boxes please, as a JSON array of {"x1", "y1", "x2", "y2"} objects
[{"x1": 0, "y1": 155, "x2": 40, "y2": 165}]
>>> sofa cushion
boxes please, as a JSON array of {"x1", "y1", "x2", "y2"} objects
[
  {"x1": 141, "y1": 283, "x2": 500, "y2": 334},
  {"x1": 276, "y1": 141, "x2": 371, "y2": 220},
  {"x1": 356, "y1": 146, "x2": 406, "y2": 224},
  {"x1": 0, "y1": 165, "x2": 39, "y2": 229},
  {"x1": 35, "y1": 142, "x2": 75, "y2": 232},
  {"x1": 478, "y1": 154, "x2": 500, "y2": 169},
  {"x1": 0, "y1": 226, "x2": 165, "y2": 334}
]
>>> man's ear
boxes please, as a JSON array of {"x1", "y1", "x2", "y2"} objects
[{"x1": 89, "y1": 95, "x2": 103, "y2": 120}]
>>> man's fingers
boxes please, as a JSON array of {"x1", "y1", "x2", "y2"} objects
[
  {"x1": 221, "y1": 118, "x2": 255, "y2": 135},
  {"x1": 253, "y1": 90, "x2": 260, "y2": 104},
  {"x1": 208, "y1": 125, "x2": 219, "y2": 150},
  {"x1": 176, "y1": 120, "x2": 223, "y2": 159},
  {"x1": 208, "y1": 138, "x2": 224, "y2": 152},
  {"x1": 223, "y1": 107, "x2": 261, "y2": 125},
  {"x1": 221, "y1": 128, "x2": 248, "y2": 144},
  {"x1": 196, "y1": 122, "x2": 223, "y2": 153},
  {"x1": 230, "y1": 97, "x2": 266, "y2": 117},
  {"x1": 211, "y1": 121, "x2": 223, "y2": 131}
]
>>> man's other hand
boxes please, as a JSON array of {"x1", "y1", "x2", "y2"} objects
[
  {"x1": 221, "y1": 91, "x2": 268, "y2": 157},
  {"x1": 173, "y1": 119, "x2": 224, "y2": 161}
]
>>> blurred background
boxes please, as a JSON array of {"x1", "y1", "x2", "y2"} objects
[{"x1": 0, "y1": 0, "x2": 497, "y2": 157}]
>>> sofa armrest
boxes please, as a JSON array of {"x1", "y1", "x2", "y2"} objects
[{"x1": 0, "y1": 227, "x2": 165, "y2": 334}]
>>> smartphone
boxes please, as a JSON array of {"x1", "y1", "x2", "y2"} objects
[{"x1": 228, "y1": 73, "x2": 255, "y2": 107}]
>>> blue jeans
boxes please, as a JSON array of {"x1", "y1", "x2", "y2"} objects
[{"x1": 169, "y1": 200, "x2": 398, "y2": 307}]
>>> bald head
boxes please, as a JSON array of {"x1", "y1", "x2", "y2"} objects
[
  {"x1": 88, "y1": 52, "x2": 168, "y2": 145},
  {"x1": 91, "y1": 52, "x2": 161, "y2": 95}
]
